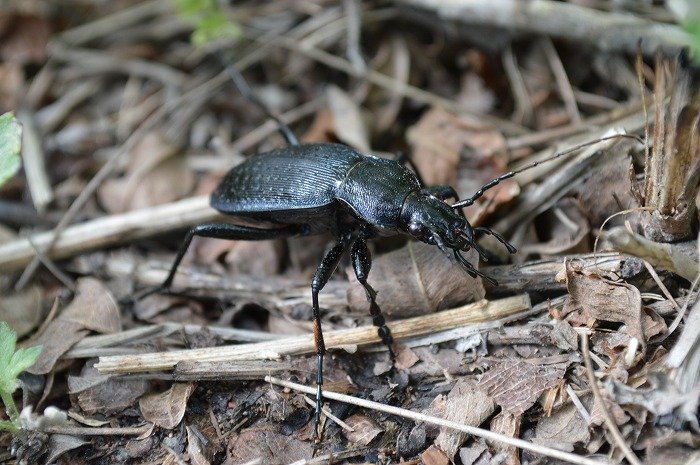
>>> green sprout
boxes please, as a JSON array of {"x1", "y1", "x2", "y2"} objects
[
  {"x1": 0, "y1": 322, "x2": 42, "y2": 435},
  {"x1": 171, "y1": 0, "x2": 242, "y2": 46}
]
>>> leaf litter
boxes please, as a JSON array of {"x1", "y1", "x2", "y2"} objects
[{"x1": 0, "y1": 1, "x2": 699, "y2": 464}]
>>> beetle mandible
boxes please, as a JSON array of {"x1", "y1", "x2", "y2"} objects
[{"x1": 146, "y1": 61, "x2": 518, "y2": 442}]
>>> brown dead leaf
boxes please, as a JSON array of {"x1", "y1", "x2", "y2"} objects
[
  {"x1": 326, "y1": 85, "x2": 370, "y2": 153},
  {"x1": 562, "y1": 260, "x2": 645, "y2": 350},
  {"x1": 534, "y1": 395, "x2": 591, "y2": 451},
  {"x1": 140, "y1": 382, "x2": 196, "y2": 429},
  {"x1": 98, "y1": 131, "x2": 195, "y2": 213},
  {"x1": 433, "y1": 378, "x2": 496, "y2": 461},
  {"x1": 187, "y1": 425, "x2": 212, "y2": 465},
  {"x1": 421, "y1": 444, "x2": 450, "y2": 465},
  {"x1": 0, "y1": 14, "x2": 50, "y2": 63},
  {"x1": 478, "y1": 359, "x2": 569, "y2": 416},
  {"x1": 342, "y1": 414, "x2": 384, "y2": 446},
  {"x1": 489, "y1": 411, "x2": 522, "y2": 465},
  {"x1": 27, "y1": 278, "x2": 119, "y2": 375},
  {"x1": 227, "y1": 426, "x2": 311, "y2": 463},
  {"x1": 61, "y1": 278, "x2": 121, "y2": 334},
  {"x1": 73, "y1": 360, "x2": 149, "y2": 414},
  {"x1": 347, "y1": 241, "x2": 485, "y2": 319},
  {"x1": 0, "y1": 285, "x2": 43, "y2": 338}
]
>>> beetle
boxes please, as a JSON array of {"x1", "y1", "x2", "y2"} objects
[
  {"x1": 150, "y1": 139, "x2": 517, "y2": 438},
  {"x1": 145, "y1": 60, "x2": 519, "y2": 442}
]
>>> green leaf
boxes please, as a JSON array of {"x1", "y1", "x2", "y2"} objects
[
  {"x1": 0, "y1": 112, "x2": 22, "y2": 187},
  {"x1": 0, "y1": 322, "x2": 42, "y2": 395}
]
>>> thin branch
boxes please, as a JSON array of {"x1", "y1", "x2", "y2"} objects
[
  {"x1": 581, "y1": 334, "x2": 642, "y2": 465},
  {"x1": 266, "y1": 376, "x2": 609, "y2": 465}
]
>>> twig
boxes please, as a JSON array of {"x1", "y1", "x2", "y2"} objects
[
  {"x1": 266, "y1": 376, "x2": 609, "y2": 465},
  {"x1": 0, "y1": 196, "x2": 218, "y2": 273},
  {"x1": 396, "y1": 0, "x2": 691, "y2": 56},
  {"x1": 581, "y1": 334, "x2": 642, "y2": 465},
  {"x1": 541, "y1": 37, "x2": 581, "y2": 124},
  {"x1": 16, "y1": 109, "x2": 53, "y2": 214},
  {"x1": 603, "y1": 227, "x2": 699, "y2": 281},
  {"x1": 302, "y1": 395, "x2": 354, "y2": 433},
  {"x1": 94, "y1": 295, "x2": 531, "y2": 374}
]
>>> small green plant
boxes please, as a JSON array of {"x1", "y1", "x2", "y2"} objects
[
  {"x1": 0, "y1": 322, "x2": 42, "y2": 435},
  {"x1": 0, "y1": 112, "x2": 22, "y2": 188},
  {"x1": 171, "y1": 0, "x2": 241, "y2": 46}
]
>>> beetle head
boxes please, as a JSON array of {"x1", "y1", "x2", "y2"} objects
[{"x1": 399, "y1": 192, "x2": 477, "y2": 266}]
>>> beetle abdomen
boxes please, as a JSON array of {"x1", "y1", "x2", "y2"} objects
[{"x1": 211, "y1": 143, "x2": 363, "y2": 215}]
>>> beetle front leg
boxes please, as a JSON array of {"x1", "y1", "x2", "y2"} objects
[
  {"x1": 351, "y1": 232, "x2": 394, "y2": 354},
  {"x1": 310, "y1": 236, "x2": 351, "y2": 442}
]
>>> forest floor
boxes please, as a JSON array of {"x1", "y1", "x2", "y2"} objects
[{"x1": 1, "y1": 1, "x2": 699, "y2": 464}]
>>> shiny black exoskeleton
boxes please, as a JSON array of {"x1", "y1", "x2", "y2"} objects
[
  {"x1": 153, "y1": 140, "x2": 516, "y2": 441},
  {"x1": 149, "y1": 58, "x2": 517, "y2": 444}
]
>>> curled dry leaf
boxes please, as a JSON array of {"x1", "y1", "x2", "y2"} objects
[
  {"x1": 98, "y1": 130, "x2": 195, "y2": 213},
  {"x1": 0, "y1": 285, "x2": 43, "y2": 338},
  {"x1": 346, "y1": 241, "x2": 485, "y2": 319},
  {"x1": 533, "y1": 395, "x2": 592, "y2": 451},
  {"x1": 139, "y1": 382, "x2": 196, "y2": 429},
  {"x1": 478, "y1": 359, "x2": 569, "y2": 416},
  {"x1": 342, "y1": 414, "x2": 384, "y2": 446},
  {"x1": 433, "y1": 378, "x2": 496, "y2": 461},
  {"x1": 560, "y1": 260, "x2": 645, "y2": 351},
  {"x1": 518, "y1": 198, "x2": 590, "y2": 258},
  {"x1": 187, "y1": 425, "x2": 212, "y2": 465},
  {"x1": 27, "y1": 277, "x2": 119, "y2": 375},
  {"x1": 326, "y1": 85, "x2": 370, "y2": 153},
  {"x1": 488, "y1": 411, "x2": 522, "y2": 463}
]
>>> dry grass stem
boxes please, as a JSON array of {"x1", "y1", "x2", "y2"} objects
[
  {"x1": 266, "y1": 376, "x2": 609, "y2": 465},
  {"x1": 95, "y1": 295, "x2": 530, "y2": 374}
]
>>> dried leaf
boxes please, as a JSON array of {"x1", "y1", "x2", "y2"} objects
[
  {"x1": 326, "y1": 85, "x2": 370, "y2": 153},
  {"x1": 433, "y1": 378, "x2": 496, "y2": 461},
  {"x1": 488, "y1": 411, "x2": 522, "y2": 464},
  {"x1": 227, "y1": 427, "x2": 310, "y2": 464},
  {"x1": 140, "y1": 382, "x2": 196, "y2": 429},
  {"x1": 0, "y1": 286, "x2": 43, "y2": 338},
  {"x1": 342, "y1": 414, "x2": 383, "y2": 446},
  {"x1": 346, "y1": 241, "x2": 484, "y2": 319},
  {"x1": 478, "y1": 359, "x2": 568, "y2": 416},
  {"x1": 534, "y1": 396, "x2": 591, "y2": 451},
  {"x1": 562, "y1": 260, "x2": 645, "y2": 350},
  {"x1": 421, "y1": 444, "x2": 450, "y2": 465},
  {"x1": 98, "y1": 131, "x2": 195, "y2": 213},
  {"x1": 187, "y1": 425, "x2": 211, "y2": 465}
]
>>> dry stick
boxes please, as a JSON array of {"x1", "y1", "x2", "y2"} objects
[
  {"x1": 269, "y1": 33, "x2": 528, "y2": 136},
  {"x1": 541, "y1": 37, "x2": 581, "y2": 125},
  {"x1": 265, "y1": 376, "x2": 608, "y2": 465},
  {"x1": 581, "y1": 334, "x2": 642, "y2": 465},
  {"x1": 94, "y1": 295, "x2": 530, "y2": 374},
  {"x1": 396, "y1": 0, "x2": 691, "y2": 56},
  {"x1": 17, "y1": 109, "x2": 54, "y2": 214},
  {"x1": 13, "y1": 66, "x2": 231, "y2": 289}
]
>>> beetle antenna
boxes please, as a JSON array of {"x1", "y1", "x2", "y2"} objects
[
  {"x1": 217, "y1": 53, "x2": 300, "y2": 146},
  {"x1": 451, "y1": 134, "x2": 644, "y2": 209},
  {"x1": 473, "y1": 226, "x2": 517, "y2": 254}
]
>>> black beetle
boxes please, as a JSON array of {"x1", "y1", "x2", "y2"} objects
[
  {"x1": 146, "y1": 60, "x2": 518, "y2": 442},
  {"x1": 151, "y1": 140, "x2": 516, "y2": 439}
]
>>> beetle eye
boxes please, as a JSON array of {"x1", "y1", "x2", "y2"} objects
[{"x1": 409, "y1": 223, "x2": 422, "y2": 235}]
